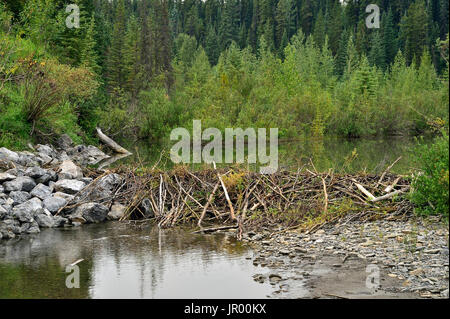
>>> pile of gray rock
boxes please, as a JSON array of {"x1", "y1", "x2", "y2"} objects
[{"x1": 0, "y1": 135, "x2": 129, "y2": 240}]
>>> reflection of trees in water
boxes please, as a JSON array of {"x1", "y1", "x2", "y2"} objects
[
  {"x1": 278, "y1": 137, "x2": 417, "y2": 173},
  {"x1": 87, "y1": 223, "x2": 250, "y2": 298},
  {"x1": 114, "y1": 137, "x2": 419, "y2": 174},
  {"x1": 0, "y1": 222, "x2": 251, "y2": 298}
]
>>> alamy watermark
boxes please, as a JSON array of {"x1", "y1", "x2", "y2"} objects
[
  {"x1": 366, "y1": 4, "x2": 380, "y2": 29},
  {"x1": 65, "y1": 4, "x2": 80, "y2": 29},
  {"x1": 65, "y1": 264, "x2": 80, "y2": 288},
  {"x1": 366, "y1": 264, "x2": 380, "y2": 290},
  {"x1": 170, "y1": 120, "x2": 278, "y2": 174}
]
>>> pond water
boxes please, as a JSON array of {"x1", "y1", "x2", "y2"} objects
[
  {"x1": 0, "y1": 136, "x2": 429, "y2": 299},
  {"x1": 0, "y1": 222, "x2": 276, "y2": 298},
  {"x1": 111, "y1": 136, "x2": 426, "y2": 174}
]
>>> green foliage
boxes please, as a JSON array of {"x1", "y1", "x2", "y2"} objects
[
  {"x1": 1, "y1": 0, "x2": 449, "y2": 149},
  {"x1": 138, "y1": 88, "x2": 180, "y2": 140},
  {"x1": 410, "y1": 133, "x2": 449, "y2": 218}
]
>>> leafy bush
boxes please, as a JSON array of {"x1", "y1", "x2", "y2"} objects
[{"x1": 410, "y1": 132, "x2": 449, "y2": 218}]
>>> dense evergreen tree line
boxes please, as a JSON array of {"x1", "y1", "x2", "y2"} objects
[{"x1": 0, "y1": 0, "x2": 448, "y2": 146}]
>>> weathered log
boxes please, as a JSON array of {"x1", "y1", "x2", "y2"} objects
[
  {"x1": 370, "y1": 187, "x2": 409, "y2": 203},
  {"x1": 354, "y1": 181, "x2": 376, "y2": 201},
  {"x1": 97, "y1": 153, "x2": 131, "y2": 170},
  {"x1": 96, "y1": 127, "x2": 131, "y2": 154}
]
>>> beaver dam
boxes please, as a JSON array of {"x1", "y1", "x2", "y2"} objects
[{"x1": 64, "y1": 158, "x2": 412, "y2": 238}]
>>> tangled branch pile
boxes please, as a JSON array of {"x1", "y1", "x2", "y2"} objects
[{"x1": 84, "y1": 162, "x2": 413, "y2": 235}]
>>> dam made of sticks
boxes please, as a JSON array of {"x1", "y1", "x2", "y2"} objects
[{"x1": 74, "y1": 161, "x2": 413, "y2": 236}]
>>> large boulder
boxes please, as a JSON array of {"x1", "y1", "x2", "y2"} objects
[
  {"x1": 35, "y1": 212, "x2": 67, "y2": 228},
  {"x1": 30, "y1": 183, "x2": 52, "y2": 200},
  {"x1": 74, "y1": 173, "x2": 121, "y2": 203},
  {"x1": 70, "y1": 203, "x2": 109, "y2": 223},
  {"x1": 36, "y1": 153, "x2": 53, "y2": 165},
  {"x1": 20, "y1": 221, "x2": 40, "y2": 234},
  {"x1": 0, "y1": 219, "x2": 21, "y2": 238},
  {"x1": 35, "y1": 169, "x2": 57, "y2": 184},
  {"x1": 67, "y1": 145, "x2": 109, "y2": 165},
  {"x1": 54, "y1": 179, "x2": 85, "y2": 195},
  {"x1": 43, "y1": 196, "x2": 67, "y2": 214},
  {"x1": 5, "y1": 168, "x2": 25, "y2": 177},
  {"x1": 0, "y1": 147, "x2": 20, "y2": 163},
  {"x1": 58, "y1": 160, "x2": 83, "y2": 180},
  {"x1": 3, "y1": 176, "x2": 36, "y2": 192},
  {"x1": 0, "y1": 172, "x2": 16, "y2": 183},
  {"x1": 34, "y1": 213, "x2": 55, "y2": 228},
  {"x1": 17, "y1": 151, "x2": 39, "y2": 167},
  {"x1": 35, "y1": 144, "x2": 55, "y2": 158},
  {"x1": 85, "y1": 145, "x2": 107, "y2": 158},
  {"x1": 9, "y1": 191, "x2": 31, "y2": 206},
  {"x1": 12, "y1": 197, "x2": 43, "y2": 222},
  {"x1": 25, "y1": 167, "x2": 49, "y2": 179}
]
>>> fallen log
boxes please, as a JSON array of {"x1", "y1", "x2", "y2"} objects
[{"x1": 96, "y1": 127, "x2": 131, "y2": 154}]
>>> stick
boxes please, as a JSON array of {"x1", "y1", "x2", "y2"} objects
[
  {"x1": 384, "y1": 176, "x2": 401, "y2": 193},
  {"x1": 198, "y1": 181, "x2": 220, "y2": 227},
  {"x1": 321, "y1": 177, "x2": 328, "y2": 213},
  {"x1": 370, "y1": 187, "x2": 409, "y2": 203},
  {"x1": 69, "y1": 259, "x2": 84, "y2": 267},
  {"x1": 96, "y1": 127, "x2": 131, "y2": 154},
  {"x1": 376, "y1": 156, "x2": 402, "y2": 188},
  {"x1": 213, "y1": 162, "x2": 236, "y2": 220},
  {"x1": 354, "y1": 182, "x2": 376, "y2": 201},
  {"x1": 192, "y1": 225, "x2": 238, "y2": 234}
]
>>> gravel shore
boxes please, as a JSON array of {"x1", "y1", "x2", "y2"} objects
[{"x1": 243, "y1": 217, "x2": 449, "y2": 299}]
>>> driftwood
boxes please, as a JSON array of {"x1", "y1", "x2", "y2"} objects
[
  {"x1": 354, "y1": 181, "x2": 376, "y2": 201},
  {"x1": 97, "y1": 153, "x2": 131, "y2": 169},
  {"x1": 371, "y1": 187, "x2": 409, "y2": 203},
  {"x1": 96, "y1": 127, "x2": 131, "y2": 154},
  {"x1": 192, "y1": 225, "x2": 239, "y2": 234},
  {"x1": 384, "y1": 176, "x2": 401, "y2": 193},
  {"x1": 214, "y1": 161, "x2": 236, "y2": 221}
]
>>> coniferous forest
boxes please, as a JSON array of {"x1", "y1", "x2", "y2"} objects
[
  {"x1": 0, "y1": 0, "x2": 450, "y2": 300},
  {"x1": 0, "y1": 0, "x2": 448, "y2": 147}
]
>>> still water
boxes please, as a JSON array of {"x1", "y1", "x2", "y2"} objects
[
  {"x1": 0, "y1": 222, "x2": 274, "y2": 298},
  {"x1": 0, "y1": 137, "x2": 427, "y2": 298},
  {"x1": 112, "y1": 136, "x2": 425, "y2": 174}
]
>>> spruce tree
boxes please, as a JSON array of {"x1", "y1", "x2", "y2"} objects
[
  {"x1": 313, "y1": 9, "x2": 326, "y2": 49},
  {"x1": 382, "y1": 9, "x2": 398, "y2": 68},
  {"x1": 369, "y1": 31, "x2": 386, "y2": 70},
  {"x1": 400, "y1": 0, "x2": 429, "y2": 65},
  {"x1": 107, "y1": 0, "x2": 127, "y2": 91},
  {"x1": 80, "y1": 14, "x2": 100, "y2": 74}
]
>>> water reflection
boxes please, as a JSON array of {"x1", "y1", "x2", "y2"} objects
[
  {"x1": 113, "y1": 136, "x2": 425, "y2": 174},
  {"x1": 0, "y1": 222, "x2": 273, "y2": 299}
]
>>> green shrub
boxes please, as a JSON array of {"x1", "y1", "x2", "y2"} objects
[{"x1": 410, "y1": 132, "x2": 449, "y2": 218}]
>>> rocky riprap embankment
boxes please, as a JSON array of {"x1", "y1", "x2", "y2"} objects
[
  {"x1": 0, "y1": 135, "x2": 137, "y2": 241},
  {"x1": 244, "y1": 218, "x2": 449, "y2": 299}
]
